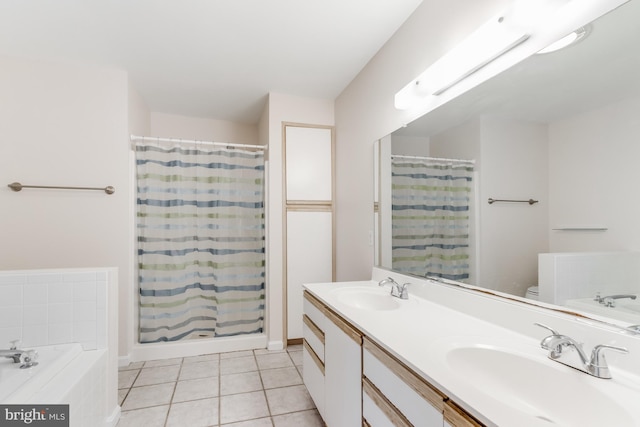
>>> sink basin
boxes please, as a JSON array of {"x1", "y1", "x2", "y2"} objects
[
  {"x1": 443, "y1": 343, "x2": 634, "y2": 426},
  {"x1": 331, "y1": 286, "x2": 401, "y2": 311}
]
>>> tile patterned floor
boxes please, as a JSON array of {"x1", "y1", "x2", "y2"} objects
[{"x1": 117, "y1": 345, "x2": 323, "y2": 427}]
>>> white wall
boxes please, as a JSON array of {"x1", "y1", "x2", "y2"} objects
[
  {"x1": 390, "y1": 135, "x2": 429, "y2": 156},
  {"x1": 149, "y1": 112, "x2": 258, "y2": 144},
  {"x1": 430, "y1": 118, "x2": 481, "y2": 162},
  {"x1": 479, "y1": 116, "x2": 548, "y2": 295},
  {"x1": 125, "y1": 84, "x2": 150, "y2": 358},
  {"x1": 548, "y1": 96, "x2": 640, "y2": 252},
  {"x1": 0, "y1": 56, "x2": 131, "y2": 356}
]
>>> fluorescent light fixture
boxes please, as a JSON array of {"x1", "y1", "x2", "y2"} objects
[
  {"x1": 395, "y1": 13, "x2": 529, "y2": 110},
  {"x1": 394, "y1": 0, "x2": 628, "y2": 111},
  {"x1": 537, "y1": 26, "x2": 588, "y2": 54}
]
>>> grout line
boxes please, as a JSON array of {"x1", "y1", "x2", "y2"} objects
[{"x1": 119, "y1": 348, "x2": 318, "y2": 427}]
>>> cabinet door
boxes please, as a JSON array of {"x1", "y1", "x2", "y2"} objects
[
  {"x1": 285, "y1": 126, "x2": 333, "y2": 201},
  {"x1": 324, "y1": 309, "x2": 362, "y2": 427},
  {"x1": 303, "y1": 341, "x2": 325, "y2": 419},
  {"x1": 287, "y1": 211, "x2": 333, "y2": 339}
]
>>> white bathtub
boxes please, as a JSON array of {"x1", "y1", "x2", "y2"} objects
[
  {"x1": 1, "y1": 343, "x2": 113, "y2": 426},
  {"x1": 1, "y1": 343, "x2": 82, "y2": 403}
]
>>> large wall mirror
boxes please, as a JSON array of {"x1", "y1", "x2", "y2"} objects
[{"x1": 375, "y1": 0, "x2": 640, "y2": 328}]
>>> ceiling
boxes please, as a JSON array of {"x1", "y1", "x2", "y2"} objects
[{"x1": 0, "y1": 0, "x2": 423, "y2": 124}]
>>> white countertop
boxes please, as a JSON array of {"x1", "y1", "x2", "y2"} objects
[{"x1": 304, "y1": 279, "x2": 640, "y2": 427}]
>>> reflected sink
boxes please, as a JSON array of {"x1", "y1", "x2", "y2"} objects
[
  {"x1": 444, "y1": 344, "x2": 634, "y2": 426},
  {"x1": 331, "y1": 286, "x2": 401, "y2": 311}
]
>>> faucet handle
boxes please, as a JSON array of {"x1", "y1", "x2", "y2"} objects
[
  {"x1": 400, "y1": 283, "x2": 410, "y2": 299},
  {"x1": 591, "y1": 344, "x2": 628, "y2": 364},
  {"x1": 534, "y1": 323, "x2": 565, "y2": 358},
  {"x1": 589, "y1": 344, "x2": 628, "y2": 379},
  {"x1": 534, "y1": 323, "x2": 560, "y2": 336}
]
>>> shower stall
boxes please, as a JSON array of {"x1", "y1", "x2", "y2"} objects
[{"x1": 133, "y1": 136, "x2": 267, "y2": 357}]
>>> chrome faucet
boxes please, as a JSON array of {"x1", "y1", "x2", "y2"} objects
[
  {"x1": 626, "y1": 325, "x2": 640, "y2": 334},
  {"x1": 1, "y1": 341, "x2": 38, "y2": 368},
  {"x1": 595, "y1": 294, "x2": 637, "y2": 307},
  {"x1": 535, "y1": 323, "x2": 628, "y2": 379},
  {"x1": 378, "y1": 277, "x2": 410, "y2": 300}
]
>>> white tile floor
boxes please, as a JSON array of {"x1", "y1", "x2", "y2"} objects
[{"x1": 117, "y1": 345, "x2": 324, "y2": 427}]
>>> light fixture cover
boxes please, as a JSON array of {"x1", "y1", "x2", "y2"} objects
[
  {"x1": 395, "y1": 13, "x2": 529, "y2": 110},
  {"x1": 537, "y1": 26, "x2": 588, "y2": 54}
]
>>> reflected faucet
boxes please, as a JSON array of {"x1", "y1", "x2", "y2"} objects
[
  {"x1": 378, "y1": 277, "x2": 410, "y2": 300},
  {"x1": 535, "y1": 323, "x2": 628, "y2": 379},
  {"x1": 595, "y1": 294, "x2": 637, "y2": 308}
]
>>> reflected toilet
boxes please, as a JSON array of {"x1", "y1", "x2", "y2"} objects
[{"x1": 525, "y1": 286, "x2": 539, "y2": 301}]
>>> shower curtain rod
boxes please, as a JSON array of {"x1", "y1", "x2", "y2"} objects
[
  {"x1": 130, "y1": 134, "x2": 267, "y2": 151},
  {"x1": 391, "y1": 154, "x2": 475, "y2": 164}
]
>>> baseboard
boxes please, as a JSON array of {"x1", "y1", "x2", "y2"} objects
[
  {"x1": 104, "y1": 405, "x2": 121, "y2": 427},
  {"x1": 267, "y1": 340, "x2": 284, "y2": 351},
  {"x1": 287, "y1": 338, "x2": 303, "y2": 346},
  {"x1": 118, "y1": 354, "x2": 131, "y2": 368}
]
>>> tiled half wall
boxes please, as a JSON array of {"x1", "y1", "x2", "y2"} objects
[{"x1": 0, "y1": 268, "x2": 114, "y2": 350}]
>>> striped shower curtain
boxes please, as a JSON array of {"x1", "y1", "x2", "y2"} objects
[
  {"x1": 136, "y1": 143, "x2": 265, "y2": 343},
  {"x1": 391, "y1": 158, "x2": 473, "y2": 281}
]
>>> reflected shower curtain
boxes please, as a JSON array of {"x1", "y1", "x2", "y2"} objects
[
  {"x1": 391, "y1": 158, "x2": 473, "y2": 281},
  {"x1": 136, "y1": 143, "x2": 265, "y2": 343}
]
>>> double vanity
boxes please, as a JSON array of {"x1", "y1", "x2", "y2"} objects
[{"x1": 302, "y1": 268, "x2": 640, "y2": 426}]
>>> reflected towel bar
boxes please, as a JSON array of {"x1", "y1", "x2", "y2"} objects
[
  {"x1": 552, "y1": 227, "x2": 608, "y2": 231},
  {"x1": 488, "y1": 198, "x2": 538, "y2": 205},
  {"x1": 7, "y1": 182, "x2": 115, "y2": 195}
]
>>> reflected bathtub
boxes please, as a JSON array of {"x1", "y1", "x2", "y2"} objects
[{"x1": 564, "y1": 296, "x2": 640, "y2": 324}]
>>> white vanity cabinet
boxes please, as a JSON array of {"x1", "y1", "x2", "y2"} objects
[
  {"x1": 363, "y1": 337, "x2": 445, "y2": 427},
  {"x1": 303, "y1": 290, "x2": 484, "y2": 427},
  {"x1": 303, "y1": 290, "x2": 363, "y2": 426},
  {"x1": 302, "y1": 291, "x2": 327, "y2": 419}
]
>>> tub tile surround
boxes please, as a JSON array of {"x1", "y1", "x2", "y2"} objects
[
  {"x1": 0, "y1": 268, "x2": 110, "y2": 350},
  {"x1": 305, "y1": 268, "x2": 640, "y2": 426},
  {"x1": 117, "y1": 345, "x2": 322, "y2": 427}
]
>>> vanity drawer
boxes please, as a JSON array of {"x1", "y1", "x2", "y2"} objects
[
  {"x1": 363, "y1": 377, "x2": 411, "y2": 427},
  {"x1": 363, "y1": 337, "x2": 444, "y2": 426},
  {"x1": 303, "y1": 290, "x2": 327, "y2": 332},
  {"x1": 303, "y1": 314, "x2": 325, "y2": 362}
]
